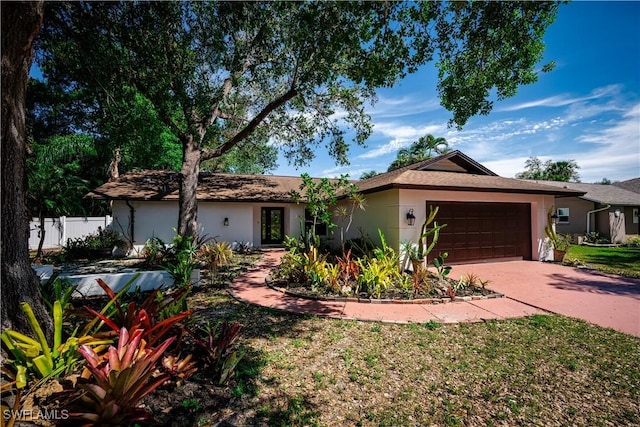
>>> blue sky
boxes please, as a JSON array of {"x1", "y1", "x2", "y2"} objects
[{"x1": 273, "y1": 1, "x2": 640, "y2": 183}]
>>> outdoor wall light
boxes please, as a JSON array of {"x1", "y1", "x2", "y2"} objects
[
  {"x1": 614, "y1": 209, "x2": 621, "y2": 218},
  {"x1": 550, "y1": 212, "x2": 559, "y2": 225},
  {"x1": 406, "y1": 209, "x2": 416, "y2": 226},
  {"x1": 223, "y1": 217, "x2": 229, "y2": 226}
]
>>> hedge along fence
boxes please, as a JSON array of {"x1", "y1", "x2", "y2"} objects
[{"x1": 29, "y1": 216, "x2": 113, "y2": 250}]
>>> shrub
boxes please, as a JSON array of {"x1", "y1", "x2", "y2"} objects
[
  {"x1": 162, "y1": 234, "x2": 199, "y2": 289},
  {"x1": 63, "y1": 227, "x2": 128, "y2": 260},
  {"x1": 626, "y1": 236, "x2": 640, "y2": 247},
  {"x1": 584, "y1": 232, "x2": 610, "y2": 244},
  {"x1": 274, "y1": 250, "x2": 306, "y2": 283},
  {"x1": 142, "y1": 236, "x2": 170, "y2": 267},
  {"x1": 199, "y1": 241, "x2": 234, "y2": 275},
  {"x1": 356, "y1": 257, "x2": 397, "y2": 298}
]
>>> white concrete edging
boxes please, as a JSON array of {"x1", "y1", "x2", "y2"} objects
[{"x1": 33, "y1": 266, "x2": 200, "y2": 297}]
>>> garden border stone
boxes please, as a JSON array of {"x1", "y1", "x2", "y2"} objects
[{"x1": 266, "y1": 276, "x2": 503, "y2": 305}]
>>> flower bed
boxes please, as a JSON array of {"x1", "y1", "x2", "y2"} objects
[
  {"x1": 270, "y1": 237, "x2": 498, "y2": 303},
  {"x1": 267, "y1": 275, "x2": 503, "y2": 304}
]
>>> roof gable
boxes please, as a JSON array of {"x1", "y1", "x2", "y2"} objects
[
  {"x1": 412, "y1": 150, "x2": 498, "y2": 176},
  {"x1": 356, "y1": 150, "x2": 582, "y2": 196}
]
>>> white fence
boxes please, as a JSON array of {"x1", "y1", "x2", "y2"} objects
[{"x1": 29, "y1": 216, "x2": 113, "y2": 250}]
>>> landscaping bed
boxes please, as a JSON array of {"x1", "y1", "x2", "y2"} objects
[
  {"x1": 10, "y1": 252, "x2": 639, "y2": 426},
  {"x1": 267, "y1": 272, "x2": 503, "y2": 304}
]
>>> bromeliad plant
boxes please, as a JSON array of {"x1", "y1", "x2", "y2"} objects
[
  {"x1": 39, "y1": 274, "x2": 77, "y2": 314},
  {"x1": 1, "y1": 301, "x2": 111, "y2": 389},
  {"x1": 189, "y1": 320, "x2": 244, "y2": 385},
  {"x1": 69, "y1": 328, "x2": 176, "y2": 425},
  {"x1": 355, "y1": 229, "x2": 402, "y2": 298},
  {"x1": 82, "y1": 278, "x2": 192, "y2": 348}
]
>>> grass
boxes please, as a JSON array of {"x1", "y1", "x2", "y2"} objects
[
  {"x1": 191, "y1": 288, "x2": 640, "y2": 427},
  {"x1": 565, "y1": 245, "x2": 640, "y2": 278},
  {"x1": 48, "y1": 251, "x2": 637, "y2": 426}
]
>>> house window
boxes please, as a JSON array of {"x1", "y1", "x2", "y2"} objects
[
  {"x1": 557, "y1": 208, "x2": 570, "y2": 224},
  {"x1": 634, "y1": 208, "x2": 639, "y2": 224},
  {"x1": 305, "y1": 209, "x2": 327, "y2": 236}
]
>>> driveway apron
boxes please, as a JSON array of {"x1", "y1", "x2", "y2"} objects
[{"x1": 450, "y1": 261, "x2": 640, "y2": 337}]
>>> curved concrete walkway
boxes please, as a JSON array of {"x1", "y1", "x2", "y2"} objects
[{"x1": 229, "y1": 250, "x2": 640, "y2": 337}]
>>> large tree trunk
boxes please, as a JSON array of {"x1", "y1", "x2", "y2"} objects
[
  {"x1": 1, "y1": 1, "x2": 52, "y2": 339},
  {"x1": 177, "y1": 134, "x2": 200, "y2": 238}
]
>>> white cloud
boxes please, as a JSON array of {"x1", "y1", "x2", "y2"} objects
[
  {"x1": 499, "y1": 84, "x2": 622, "y2": 112},
  {"x1": 356, "y1": 123, "x2": 445, "y2": 159},
  {"x1": 480, "y1": 103, "x2": 640, "y2": 182},
  {"x1": 570, "y1": 103, "x2": 640, "y2": 181},
  {"x1": 367, "y1": 95, "x2": 441, "y2": 119}
]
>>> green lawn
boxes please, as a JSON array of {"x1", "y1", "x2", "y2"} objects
[
  {"x1": 565, "y1": 245, "x2": 640, "y2": 278},
  {"x1": 189, "y1": 289, "x2": 640, "y2": 427}
]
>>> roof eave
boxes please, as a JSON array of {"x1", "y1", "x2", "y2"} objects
[
  {"x1": 581, "y1": 196, "x2": 640, "y2": 206},
  {"x1": 361, "y1": 183, "x2": 585, "y2": 196}
]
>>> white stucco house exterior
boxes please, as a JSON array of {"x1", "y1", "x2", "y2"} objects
[{"x1": 87, "y1": 151, "x2": 583, "y2": 263}]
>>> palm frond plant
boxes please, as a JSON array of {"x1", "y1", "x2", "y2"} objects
[{"x1": 199, "y1": 241, "x2": 234, "y2": 276}]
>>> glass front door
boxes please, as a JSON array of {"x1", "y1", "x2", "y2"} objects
[{"x1": 261, "y1": 207, "x2": 284, "y2": 244}]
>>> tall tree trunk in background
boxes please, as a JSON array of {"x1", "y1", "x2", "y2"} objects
[
  {"x1": 36, "y1": 211, "x2": 46, "y2": 260},
  {"x1": 1, "y1": 1, "x2": 52, "y2": 339},
  {"x1": 177, "y1": 134, "x2": 200, "y2": 238}
]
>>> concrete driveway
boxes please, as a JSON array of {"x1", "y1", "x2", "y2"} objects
[{"x1": 450, "y1": 261, "x2": 640, "y2": 337}]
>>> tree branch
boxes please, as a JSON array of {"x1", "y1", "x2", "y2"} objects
[{"x1": 201, "y1": 85, "x2": 298, "y2": 161}]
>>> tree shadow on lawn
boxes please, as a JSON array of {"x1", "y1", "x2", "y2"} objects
[
  {"x1": 185, "y1": 299, "x2": 325, "y2": 426},
  {"x1": 576, "y1": 252, "x2": 640, "y2": 271},
  {"x1": 547, "y1": 269, "x2": 640, "y2": 298}
]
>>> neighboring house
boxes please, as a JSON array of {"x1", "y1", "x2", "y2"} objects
[
  {"x1": 527, "y1": 180, "x2": 640, "y2": 242},
  {"x1": 614, "y1": 177, "x2": 640, "y2": 194},
  {"x1": 87, "y1": 151, "x2": 583, "y2": 263}
]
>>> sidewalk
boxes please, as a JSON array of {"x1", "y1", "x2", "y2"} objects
[{"x1": 229, "y1": 250, "x2": 547, "y2": 325}]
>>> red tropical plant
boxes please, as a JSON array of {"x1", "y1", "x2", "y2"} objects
[
  {"x1": 67, "y1": 328, "x2": 175, "y2": 425},
  {"x1": 336, "y1": 249, "x2": 360, "y2": 285},
  {"x1": 188, "y1": 320, "x2": 243, "y2": 385},
  {"x1": 81, "y1": 278, "x2": 191, "y2": 347}
]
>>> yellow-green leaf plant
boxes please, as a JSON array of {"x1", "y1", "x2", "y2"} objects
[{"x1": 1, "y1": 301, "x2": 111, "y2": 389}]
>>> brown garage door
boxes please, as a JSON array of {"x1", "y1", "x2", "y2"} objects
[{"x1": 428, "y1": 201, "x2": 532, "y2": 264}]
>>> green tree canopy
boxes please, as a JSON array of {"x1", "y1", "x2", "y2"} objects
[
  {"x1": 515, "y1": 157, "x2": 581, "y2": 182},
  {"x1": 37, "y1": 1, "x2": 562, "y2": 237},
  {"x1": 360, "y1": 170, "x2": 380, "y2": 180}
]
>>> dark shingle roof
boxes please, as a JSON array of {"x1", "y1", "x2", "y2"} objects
[
  {"x1": 87, "y1": 170, "x2": 308, "y2": 203},
  {"x1": 357, "y1": 151, "x2": 583, "y2": 196},
  {"x1": 530, "y1": 181, "x2": 640, "y2": 206},
  {"x1": 87, "y1": 151, "x2": 586, "y2": 202}
]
